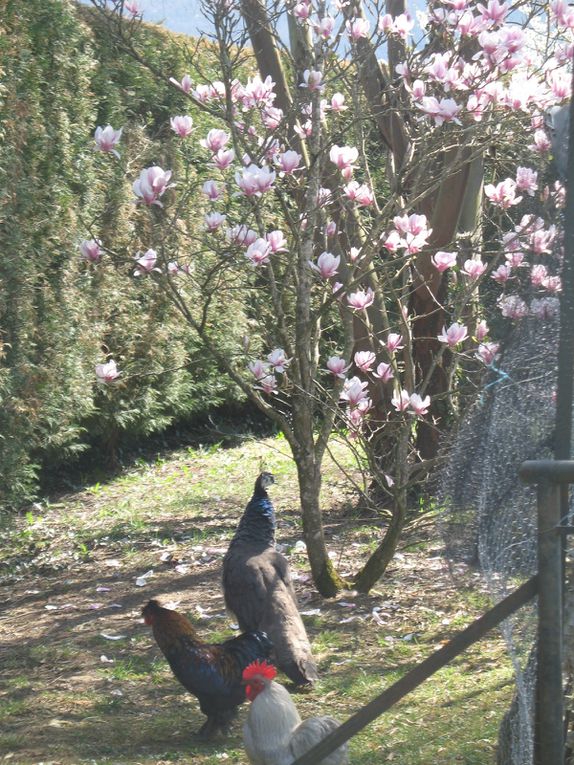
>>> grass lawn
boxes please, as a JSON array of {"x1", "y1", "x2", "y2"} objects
[{"x1": 0, "y1": 434, "x2": 515, "y2": 764}]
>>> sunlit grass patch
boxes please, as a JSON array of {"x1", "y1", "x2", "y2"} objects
[{"x1": 0, "y1": 433, "x2": 514, "y2": 764}]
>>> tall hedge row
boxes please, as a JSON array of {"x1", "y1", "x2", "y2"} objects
[{"x1": 0, "y1": 0, "x2": 244, "y2": 509}]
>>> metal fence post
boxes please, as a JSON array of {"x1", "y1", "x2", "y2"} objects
[{"x1": 536, "y1": 480, "x2": 564, "y2": 765}]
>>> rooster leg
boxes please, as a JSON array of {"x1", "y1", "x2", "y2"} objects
[{"x1": 197, "y1": 709, "x2": 237, "y2": 740}]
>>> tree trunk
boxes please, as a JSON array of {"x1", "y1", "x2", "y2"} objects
[
  {"x1": 294, "y1": 451, "x2": 346, "y2": 597},
  {"x1": 354, "y1": 424, "x2": 410, "y2": 592},
  {"x1": 354, "y1": 490, "x2": 408, "y2": 593}
]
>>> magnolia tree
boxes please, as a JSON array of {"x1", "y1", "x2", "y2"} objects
[{"x1": 87, "y1": 0, "x2": 570, "y2": 595}]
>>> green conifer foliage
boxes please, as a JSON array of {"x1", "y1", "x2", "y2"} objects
[{"x1": 0, "y1": 1, "x2": 245, "y2": 509}]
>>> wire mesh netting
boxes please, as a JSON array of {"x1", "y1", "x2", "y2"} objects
[{"x1": 439, "y1": 312, "x2": 560, "y2": 765}]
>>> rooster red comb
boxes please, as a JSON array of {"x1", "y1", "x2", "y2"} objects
[{"x1": 243, "y1": 659, "x2": 277, "y2": 682}]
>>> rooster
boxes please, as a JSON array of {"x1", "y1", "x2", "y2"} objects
[
  {"x1": 222, "y1": 472, "x2": 319, "y2": 686},
  {"x1": 142, "y1": 599, "x2": 273, "y2": 738},
  {"x1": 242, "y1": 660, "x2": 349, "y2": 765}
]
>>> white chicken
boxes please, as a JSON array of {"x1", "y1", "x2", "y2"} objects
[{"x1": 242, "y1": 660, "x2": 349, "y2": 765}]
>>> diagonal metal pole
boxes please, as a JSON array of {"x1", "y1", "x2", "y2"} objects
[{"x1": 290, "y1": 577, "x2": 538, "y2": 765}]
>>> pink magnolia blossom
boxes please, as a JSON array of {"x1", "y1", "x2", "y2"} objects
[
  {"x1": 379, "y1": 13, "x2": 395, "y2": 32},
  {"x1": 340, "y1": 376, "x2": 370, "y2": 406},
  {"x1": 292, "y1": 1, "x2": 311, "y2": 19},
  {"x1": 80, "y1": 239, "x2": 102, "y2": 263},
  {"x1": 346, "y1": 17, "x2": 370, "y2": 39},
  {"x1": 438, "y1": 322, "x2": 469, "y2": 347},
  {"x1": 354, "y1": 351, "x2": 376, "y2": 372},
  {"x1": 329, "y1": 145, "x2": 359, "y2": 178},
  {"x1": 95, "y1": 359, "x2": 120, "y2": 383},
  {"x1": 424, "y1": 53, "x2": 461, "y2": 91},
  {"x1": 267, "y1": 348, "x2": 291, "y2": 373},
  {"x1": 169, "y1": 74, "x2": 192, "y2": 93},
  {"x1": 491, "y1": 264, "x2": 513, "y2": 283},
  {"x1": 432, "y1": 251, "x2": 457, "y2": 271},
  {"x1": 379, "y1": 12, "x2": 414, "y2": 38},
  {"x1": 484, "y1": 179, "x2": 522, "y2": 208},
  {"x1": 124, "y1": 1, "x2": 141, "y2": 16},
  {"x1": 393, "y1": 213, "x2": 429, "y2": 236},
  {"x1": 248, "y1": 359, "x2": 270, "y2": 380},
  {"x1": 235, "y1": 164, "x2": 276, "y2": 196},
  {"x1": 529, "y1": 130, "x2": 552, "y2": 153},
  {"x1": 301, "y1": 69, "x2": 324, "y2": 91},
  {"x1": 227, "y1": 225, "x2": 258, "y2": 246},
  {"x1": 386, "y1": 333, "x2": 404, "y2": 352},
  {"x1": 205, "y1": 212, "x2": 226, "y2": 231},
  {"x1": 393, "y1": 12, "x2": 415, "y2": 38},
  {"x1": 392, "y1": 389, "x2": 411, "y2": 412},
  {"x1": 515, "y1": 167, "x2": 538, "y2": 196},
  {"x1": 242, "y1": 75, "x2": 276, "y2": 107},
  {"x1": 257, "y1": 375, "x2": 278, "y2": 395},
  {"x1": 462, "y1": 259, "x2": 487, "y2": 279},
  {"x1": 402, "y1": 230, "x2": 433, "y2": 255},
  {"x1": 373, "y1": 362, "x2": 394, "y2": 382},
  {"x1": 170, "y1": 115, "x2": 193, "y2": 137},
  {"x1": 211, "y1": 149, "x2": 235, "y2": 170},
  {"x1": 383, "y1": 230, "x2": 402, "y2": 253},
  {"x1": 94, "y1": 125, "x2": 122, "y2": 158},
  {"x1": 310, "y1": 251, "x2": 340, "y2": 279},
  {"x1": 326, "y1": 356, "x2": 349, "y2": 378},
  {"x1": 343, "y1": 181, "x2": 374, "y2": 206},
  {"x1": 276, "y1": 150, "x2": 302, "y2": 174},
  {"x1": 531, "y1": 264, "x2": 548, "y2": 286},
  {"x1": 417, "y1": 97, "x2": 462, "y2": 125},
  {"x1": 547, "y1": 69, "x2": 572, "y2": 100},
  {"x1": 266, "y1": 230, "x2": 288, "y2": 253},
  {"x1": 476, "y1": 320, "x2": 489, "y2": 341},
  {"x1": 410, "y1": 79, "x2": 426, "y2": 100},
  {"x1": 543, "y1": 275, "x2": 562, "y2": 293},
  {"x1": 346, "y1": 406, "x2": 370, "y2": 432},
  {"x1": 477, "y1": 0, "x2": 508, "y2": 23},
  {"x1": 134, "y1": 248, "x2": 160, "y2": 276},
  {"x1": 316, "y1": 187, "x2": 333, "y2": 207},
  {"x1": 167, "y1": 261, "x2": 179, "y2": 276},
  {"x1": 498, "y1": 294, "x2": 528, "y2": 318},
  {"x1": 133, "y1": 166, "x2": 173, "y2": 206},
  {"x1": 262, "y1": 106, "x2": 284, "y2": 130},
  {"x1": 329, "y1": 93, "x2": 347, "y2": 111},
  {"x1": 325, "y1": 221, "x2": 337, "y2": 238},
  {"x1": 294, "y1": 120, "x2": 312, "y2": 139},
  {"x1": 245, "y1": 238, "x2": 272, "y2": 266},
  {"x1": 466, "y1": 93, "x2": 491, "y2": 121},
  {"x1": 347, "y1": 287, "x2": 375, "y2": 310},
  {"x1": 409, "y1": 393, "x2": 431, "y2": 416},
  {"x1": 201, "y1": 129, "x2": 230, "y2": 153},
  {"x1": 202, "y1": 180, "x2": 222, "y2": 201},
  {"x1": 551, "y1": 0, "x2": 574, "y2": 26},
  {"x1": 530, "y1": 226, "x2": 556, "y2": 254},
  {"x1": 315, "y1": 15, "x2": 336, "y2": 38},
  {"x1": 476, "y1": 342, "x2": 500, "y2": 364}
]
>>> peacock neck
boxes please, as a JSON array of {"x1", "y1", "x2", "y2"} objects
[{"x1": 233, "y1": 491, "x2": 276, "y2": 547}]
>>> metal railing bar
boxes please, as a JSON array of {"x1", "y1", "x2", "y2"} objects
[
  {"x1": 519, "y1": 460, "x2": 574, "y2": 484},
  {"x1": 291, "y1": 575, "x2": 539, "y2": 765}
]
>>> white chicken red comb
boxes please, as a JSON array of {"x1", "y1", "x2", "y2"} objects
[{"x1": 243, "y1": 659, "x2": 277, "y2": 682}]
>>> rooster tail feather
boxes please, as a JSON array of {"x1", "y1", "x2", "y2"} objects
[{"x1": 224, "y1": 630, "x2": 273, "y2": 668}]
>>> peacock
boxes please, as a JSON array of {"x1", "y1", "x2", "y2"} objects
[{"x1": 222, "y1": 472, "x2": 319, "y2": 686}]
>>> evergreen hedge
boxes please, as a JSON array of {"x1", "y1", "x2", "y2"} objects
[{"x1": 0, "y1": 0, "x2": 245, "y2": 509}]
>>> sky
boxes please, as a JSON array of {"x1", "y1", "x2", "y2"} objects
[
  {"x1": 79, "y1": 1, "x2": 217, "y2": 36},
  {"x1": 129, "y1": 0, "x2": 208, "y2": 35}
]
